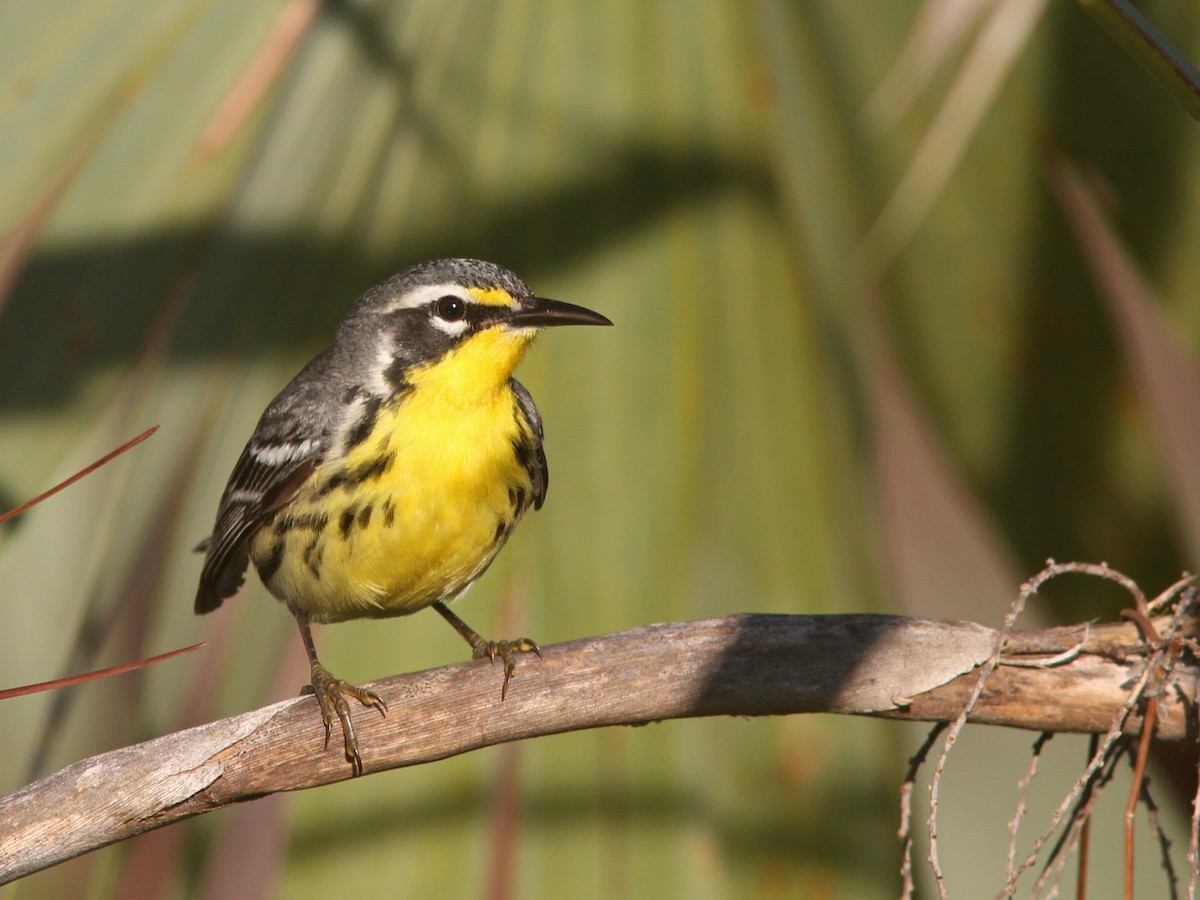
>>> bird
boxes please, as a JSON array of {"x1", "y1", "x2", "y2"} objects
[{"x1": 194, "y1": 258, "x2": 612, "y2": 775}]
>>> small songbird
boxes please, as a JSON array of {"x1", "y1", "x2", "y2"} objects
[{"x1": 195, "y1": 258, "x2": 612, "y2": 774}]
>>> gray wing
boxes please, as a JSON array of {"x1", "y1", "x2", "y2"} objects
[
  {"x1": 194, "y1": 354, "x2": 344, "y2": 613},
  {"x1": 510, "y1": 378, "x2": 548, "y2": 510}
]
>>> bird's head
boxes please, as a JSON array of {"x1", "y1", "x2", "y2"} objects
[{"x1": 349, "y1": 258, "x2": 612, "y2": 399}]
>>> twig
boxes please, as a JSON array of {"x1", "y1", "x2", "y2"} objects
[
  {"x1": 1034, "y1": 743, "x2": 1124, "y2": 899},
  {"x1": 1126, "y1": 698, "x2": 1158, "y2": 898},
  {"x1": 935, "y1": 561, "x2": 1081, "y2": 900},
  {"x1": 1147, "y1": 573, "x2": 1197, "y2": 616},
  {"x1": 0, "y1": 426, "x2": 158, "y2": 525},
  {"x1": 929, "y1": 574, "x2": 1029, "y2": 898},
  {"x1": 1139, "y1": 777, "x2": 1179, "y2": 900},
  {"x1": 1122, "y1": 609, "x2": 1165, "y2": 898},
  {"x1": 1191, "y1": 738, "x2": 1200, "y2": 899},
  {"x1": 988, "y1": 560, "x2": 1187, "y2": 895},
  {"x1": 0, "y1": 643, "x2": 204, "y2": 700},
  {"x1": 1006, "y1": 661, "x2": 1156, "y2": 895},
  {"x1": 1077, "y1": 734, "x2": 1099, "y2": 900},
  {"x1": 1009, "y1": 733, "x2": 1054, "y2": 885},
  {"x1": 900, "y1": 723, "x2": 946, "y2": 900},
  {"x1": 1002, "y1": 633, "x2": 1087, "y2": 668}
]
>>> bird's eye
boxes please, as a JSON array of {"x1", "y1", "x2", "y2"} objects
[{"x1": 432, "y1": 295, "x2": 466, "y2": 322}]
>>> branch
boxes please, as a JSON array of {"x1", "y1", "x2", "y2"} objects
[{"x1": 1, "y1": 612, "x2": 1195, "y2": 883}]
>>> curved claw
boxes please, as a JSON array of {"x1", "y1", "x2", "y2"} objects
[
  {"x1": 307, "y1": 664, "x2": 388, "y2": 776},
  {"x1": 431, "y1": 602, "x2": 543, "y2": 701},
  {"x1": 472, "y1": 637, "x2": 542, "y2": 699}
]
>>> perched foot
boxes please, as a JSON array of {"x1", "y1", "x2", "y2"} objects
[
  {"x1": 307, "y1": 663, "x2": 388, "y2": 776},
  {"x1": 294, "y1": 610, "x2": 386, "y2": 775},
  {"x1": 470, "y1": 636, "x2": 542, "y2": 699},
  {"x1": 433, "y1": 601, "x2": 542, "y2": 699}
]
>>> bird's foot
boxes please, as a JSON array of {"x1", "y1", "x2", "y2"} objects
[
  {"x1": 305, "y1": 663, "x2": 388, "y2": 776},
  {"x1": 432, "y1": 601, "x2": 542, "y2": 699},
  {"x1": 469, "y1": 636, "x2": 542, "y2": 699}
]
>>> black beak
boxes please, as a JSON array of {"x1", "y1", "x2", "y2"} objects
[{"x1": 510, "y1": 296, "x2": 613, "y2": 328}]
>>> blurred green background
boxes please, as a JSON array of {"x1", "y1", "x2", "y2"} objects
[{"x1": 2, "y1": 0, "x2": 1199, "y2": 896}]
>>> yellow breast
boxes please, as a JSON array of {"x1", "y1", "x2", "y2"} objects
[{"x1": 251, "y1": 327, "x2": 538, "y2": 622}]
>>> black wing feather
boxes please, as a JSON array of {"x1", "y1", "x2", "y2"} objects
[
  {"x1": 194, "y1": 355, "x2": 345, "y2": 613},
  {"x1": 510, "y1": 379, "x2": 548, "y2": 510},
  {"x1": 194, "y1": 438, "x2": 322, "y2": 613}
]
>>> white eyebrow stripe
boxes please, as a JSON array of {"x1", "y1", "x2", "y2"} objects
[{"x1": 384, "y1": 283, "x2": 468, "y2": 312}]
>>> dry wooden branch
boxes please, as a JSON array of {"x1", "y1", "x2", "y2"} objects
[{"x1": 1, "y1": 612, "x2": 1195, "y2": 884}]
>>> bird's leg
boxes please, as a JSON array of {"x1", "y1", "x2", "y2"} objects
[
  {"x1": 294, "y1": 610, "x2": 388, "y2": 776},
  {"x1": 433, "y1": 601, "x2": 541, "y2": 699}
]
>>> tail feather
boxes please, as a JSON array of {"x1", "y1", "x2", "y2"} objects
[{"x1": 194, "y1": 544, "x2": 250, "y2": 614}]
